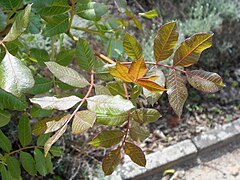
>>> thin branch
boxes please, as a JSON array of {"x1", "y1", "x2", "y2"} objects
[
  {"x1": 120, "y1": 83, "x2": 131, "y2": 149},
  {"x1": 67, "y1": 0, "x2": 75, "y2": 33},
  {"x1": 64, "y1": 69, "x2": 95, "y2": 125},
  {"x1": 7, "y1": 146, "x2": 40, "y2": 156},
  {"x1": 94, "y1": 52, "x2": 116, "y2": 64}
]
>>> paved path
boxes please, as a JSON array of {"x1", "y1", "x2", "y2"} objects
[{"x1": 171, "y1": 148, "x2": 240, "y2": 180}]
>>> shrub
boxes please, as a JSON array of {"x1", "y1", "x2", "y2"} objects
[{"x1": 0, "y1": 0, "x2": 224, "y2": 178}]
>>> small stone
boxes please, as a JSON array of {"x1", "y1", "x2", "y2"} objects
[{"x1": 230, "y1": 166, "x2": 240, "y2": 176}]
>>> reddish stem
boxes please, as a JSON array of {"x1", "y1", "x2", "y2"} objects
[
  {"x1": 121, "y1": 61, "x2": 188, "y2": 74},
  {"x1": 120, "y1": 83, "x2": 131, "y2": 149},
  {"x1": 65, "y1": 69, "x2": 94, "y2": 124}
]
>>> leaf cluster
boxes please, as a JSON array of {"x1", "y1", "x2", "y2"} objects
[{"x1": 0, "y1": 0, "x2": 224, "y2": 178}]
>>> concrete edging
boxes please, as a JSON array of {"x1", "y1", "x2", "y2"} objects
[{"x1": 108, "y1": 118, "x2": 240, "y2": 180}]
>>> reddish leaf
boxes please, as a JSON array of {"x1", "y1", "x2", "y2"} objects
[
  {"x1": 128, "y1": 58, "x2": 147, "y2": 81},
  {"x1": 102, "y1": 147, "x2": 121, "y2": 175},
  {"x1": 109, "y1": 62, "x2": 133, "y2": 82},
  {"x1": 173, "y1": 33, "x2": 213, "y2": 67},
  {"x1": 124, "y1": 142, "x2": 146, "y2": 167},
  {"x1": 186, "y1": 70, "x2": 224, "y2": 93},
  {"x1": 166, "y1": 70, "x2": 188, "y2": 117},
  {"x1": 154, "y1": 22, "x2": 179, "y2": 62},
  {"x1": 137, "y1": 79, "x2": 166, "y2": 92}
]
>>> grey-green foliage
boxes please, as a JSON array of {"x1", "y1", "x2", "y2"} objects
[
  {"x1": 142, "y1": 24, "x2": 156, "y2": 63},
  {"x1": 179, "y1": 0, "x2": 240, "y2": 36}
]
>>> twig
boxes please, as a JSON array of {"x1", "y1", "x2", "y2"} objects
[
  {"x1": 7, "y1": 146, "x2": 40, "y2": 156},
  {"x1": 94, "y1": 52, "x2": 116, "y2": 64},
  {"x1": 120, "y1": 83, "x2": 131, "y2": 149}
]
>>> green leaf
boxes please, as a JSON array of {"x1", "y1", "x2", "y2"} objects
[
  {"x1": 143, "y1": 69, "x2": 166, "y2": 105},
  {"x1": 0, "y1": 110, "x2": 10, "y2": 127},
  {"x1": 139, "y1": 9, "x2": 158, "y2": 19},
  {"x1": 30, "y1": 48, "x2": 50, "y2": 67},
  {"x1": 123, "y1": 33, "x2": 143, "y2": 60},
  {"x1": 89, "y1": 130, "x2": 124, "y2": 148},
  {"x1": 45, "y1": 153, "x2": 53, "y2": 173},
  {"x1": 96, "y1": 113, "x2": 128, "y2": 126},
  {"x1": 130, "y1": 85, "x2": 142, "y2": 99},
  {"x1": 94, "y1": 85, "x2": 112, "y2": 95},
  {"x1": 0, "y1": 10, "x2": 7, "y2": 32},
  {"x1": 76, "y1": 38, "x2": 95, "y2": 72},
  {"x1": 173, "y1": 33, "x2": 213, "y2": 67},
  {"x1": 102, "y1": 147, "x2": 121, "y2": 176},
  {"x1": 49, "y1": 146, "x2": 63, "y2": 157},
  {"x1": 154, "y1": 22, "x2": 179, "y2": 62},
  {"x1": 27, "y1": 13, "x2": 41, "y2": 34},
  {"x1": 37, "y1": 134, "x2": 51, "y2": 146},
  {"x1": 132, "y1": 108, "x2": 161, "y2": 123},
  {"x1": 87, "y1": 95, "x2": 134, "y2": 115},
  {"x1": 6, "y1": 156, "x2": 21, "y2": 178},
  {"x1": 20, "y1": 152, "x2": 37, "y2": 176},
  {"x1": 0, "y1": 0, "x2": 22, "y2": 9},
  {"x1": 0, "y1": 88, "x2": 27, "y2": 111},
  {"x1": 3, "y1": 4, "x2": 31, "y2": 42},
  {"x1": 30, "y1": 106, "x2": 52, "y2": 118},
  {"x1": 38, "y1": 0, "x2": 70, "y2": 16},
  {"x1": 114, "y1": 0, "x2": 127, "y2": 13},
  {"x1": 0, "y1": 130, "x2": 12, "y2": 152},
  {"x1": 106, "y1": 82, "x2": 126, "y2": 97},
  {"x1": 42, "y1": 14, "x2": 69, "y2": 37},
  {"x1": 129, "y1": 126, "x2": 149, "y2": 142},
  {"x1": 76, "y1": 2, "x2": 108, "y2": 21},
  {"x1": 56, "y1": 49, "x2": 75, "y2": 66},
  {"x1": 166, "y1": 70, "x2": 188, "y2": 117},
  {"x1": 186, "y1": 70, "x2": 224, "y2": 93},
  {"x1": 44, "y1": 123, "x2": 68, "y2": 156},
  {"x1": 45, "y1": 62, "x2": 89, "y2": 88},
  {"x1": 0, "y1": 51, "x2": 35, "y2": 97},
  {"x1": 33, "y1": 114, "x2": 70, "y2": 136},
  {"x1": 0, "y1": 164, "x2": 12, "y2": 180},
  {"x1": 18, "y1": 114, "x2": 32, "y2": 147},
  {"x1": 34, "y1": 148, "x2": 47, "y2": 176},
  {"x1": 30, "y1": 96, "x2": 82, "y2": 110},
  {"x1": 124, "y1": 142, "x2": 146, "y2": 167},
  {"x1": 72, "y1": 110, "x2": 96, "y2": 134},
  {"x1": 29, "y1": 77, "x2": 52, "y2": 95}
]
